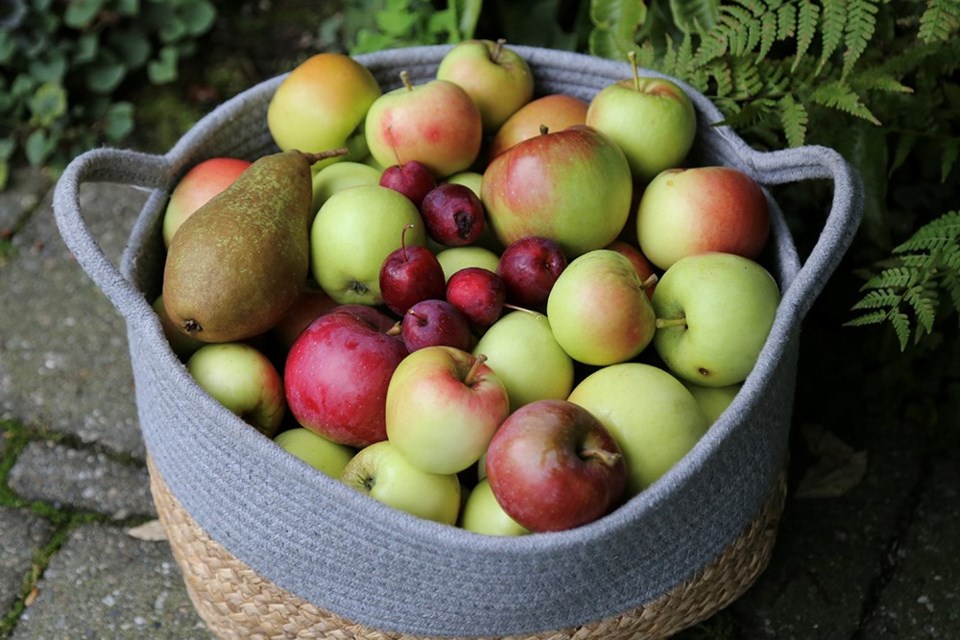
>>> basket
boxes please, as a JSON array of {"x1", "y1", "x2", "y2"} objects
[{"x1": 52, "y1": 45, "x2": 863, "y2": 639}]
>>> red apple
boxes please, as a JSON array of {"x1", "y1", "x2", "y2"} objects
[
  {"x1": 401, "y1": 299, "x2": 473, "y2": 352},
  {"x1": 481, "y1": 124, "x2": 633, "y2": 257},
  {"x1": 605, "y1": 239, "x2": 658, "y2": 299},
  {"x1": 365, "y1": 71, "x2": 483, "y2": 177},
  {"x1": 446, "y1": 267, "x2": 506, "y2": 329},
  {"x1": 379, "y1": 159, "x2": 437, "y2": 208},
  {"x1": 636, "y1": 166, "x2": 771, "y2": 270},
  {"x1": 378, "y1": 224, "x2": 447, "y2": 316},
  {"x1": 489, "y1": 94, "x2": 589, "y2": 160},
  {"x1": 485, "y1": 399, "x2": 627, "y2": 532},
  {"x1": 270, "y1": 283, "x2": 339, "y2": 350},
  {"x1": 284, "y1": 305, "x2": 408, "y2": 447},
  {"x1": 419, "y1": 183, "x2": 485, "y2": 247},
  {"x1": 162, "y1": 157, "x2": 251, "y2": 247},
  {"x1": 496, "y1": 235, "x2": 567, "y2": 308}
]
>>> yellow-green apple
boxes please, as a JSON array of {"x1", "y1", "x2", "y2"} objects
[
  {"x1": 436, "y1": 38, "x2": 534, "y2": 133},
  {"x1": 683, "y1": 381, "x2": 742, "y2": 423},
  {"x1": 546, "y1": 249, "x2": 656, "y2": 366},
  {"x1": 153, "y1": 294, "x2": 204, "y2": 360},
  {"x1": 496, "y1": 235, "x2": 567, "y2": 309},
  {"x1": 186, "y1": 342, "x2": 285, "y2": 437},
  {"x1": 401, "y1": 299, "x2": 473, "y2": 352},
  {"x1": 311, "y1": 160, "x2": 381, "y2": 213},
  {"x1": 471, "y1": 310, "x2": 573, "y2": 411},
  {"x1": 605, "y1": 239, "x2": 658, "y2": 298},
  {"x1": 489, "y1": 93, "x2": 589, "y2": 160},
  {"x1": 378, "y1": 224, "x2": 446, "y2": 316},
  {"x1": 636, "y1": 165, "x2": 771, "y2": 270},
  {"x1": 460, "y1": 478, "x2": 529, "y2": 536},
  {"x1": 270, "y1": 283, "x2": 339, "y2": 350},
  {"x1": 481, "y1": 124, "x2": 633, "y2": 257},
  {"x1": 568, "y1": 362, "x2": 708, "y2": 495},
  {"x1": 162, "y1": 157, "x2": 250, "y2": 247},
  {"x1": 340, "y1": 440, "x2": 461, "y2": 525},
  {"x1": 435, "y1": 246, "x2": 501, "y2": 281},
  {"x1": 284, "y1": 305, "x2": 408, "y2": 447},
  {"x1": 445, "y1": 267, "x2": 506, "y2": 328},
  {"x1": 311, "y1": 184, "x2": 425, "y2": 305},
  {"x1": 652, "y1": 252, "x2": 780, "y2": 386},
  {"x1": 267, "y1": 52, "x2": 381, "y2": 168},
  {"x1": 443, "y1": 170, "x2": 482, "y2": 196},
  {"x1": 364, "y1": 71, "x2": 482, "y2": 177},
  {"x1": 585, "y1": 53, "x2": 697, "y2": 184},
  {"x1": 274, "y1": 427, "x2": 355, "y2": 478},
  {"x1": 385, "y1": 347, "x2": 509, "y2": 475},
  {"x1": 485, "y1": 399, "x2": 626, "y2": 532}
]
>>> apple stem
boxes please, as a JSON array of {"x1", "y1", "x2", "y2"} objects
[
  {"x1": 656, "y1": 316, "x2": 688, "y2": 329},
  {"x1": 503, "y1": 303, "x2": 540, "y2": 316},
  {"x1": 581, "y1": 447, "x2": 622, "y2": 467},
  {"x1": 492, "y1": 38, "x2": 506, "y2": 63},
  {"x1": 464, "y1": 353, "x2": 488, "y2": 387},
  {"x1": 301, "y1": 148, "x2": 350, "y2": 165},
  {"x1": 640, "y1": 273, "x2": 659, "y2": 290},
  {"x1": 399, "y1": 223, "x2": 414, "y2": 261},
  {"x1": 386, "y1": 321, "x2": 402, "y2": 336},
  {"x1": 539, "y1": 124, "x2": 550, "y2": 136},
  {"x1": 400, "y1": 70, "x2": 413, "y2": 92},
  {"x1": 628, "y1": 49, "x2": 640, "y2": 92}
]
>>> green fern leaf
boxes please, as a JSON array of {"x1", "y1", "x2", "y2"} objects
[
  {"x1": 842, "y1": 0, "x2": 881, "y2": 76},
  {"x1": 589, "y1": 0, "x2": 648, "y2": 60},
  {"x1": 670, "y1": 0, "x2": 721, "y2": 32},
  {"x1": 943, "y1": 271, "x2": 960, "y2": 319},
  {"x1": 778, "y1": 93, "x2": 809, "y2": 147},
  {"x1": 777, "y1": 2, "x2": 796, "y2": 39},
  {"x1": 850, "y1": 287, "x2": 904, "y2": 311},
  {"x1": 844, "y1": 308, "x2": 892, "y2": 327},
  {"x1": 758, "y1": 9, "x2": 779, "y2": 61},
  {"x1": 810, "y1": 80, "x2": 881, "y2": 124},
  {"x1": 818, "y1": 0, "x2": 848, "y2": 74},
  {"x1": 894, "y1": 210, "x2": 960, "y2": 254},
  {"x1": 794, "y1": 0, "x2": 820, "y2": 71},
  {"x1": 918, "y1": 0, "x2": 960, "y2": 43},
  {"x1": 889, "y1": 132, "x2": 919, "y2": 177},
  {"x1": 720, "y1": 4, "x2": 757, "y2": 56},
  {"x1": 904, "y1": 284, "x2": 938, "y2": 335},
  {"x1": 889, "y1": 309, "x2": 912, "y2": 351}
]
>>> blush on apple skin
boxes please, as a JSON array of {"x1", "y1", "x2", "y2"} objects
[
  {"x1": 284, "y1": 305, "x2": 408, "y2": 448},
  {"x1": 446, "y1": 267, "x2": 506, "y2": 329},
  {"x1": 379, "y1": 243, "x2": 447, "y2": 316},
  {"x1": 605, "y1": 240, "x2": 658, "y2": 299},
  {"x1": 489, "y1": 94, "x2": 589, "y2": 160},
  {"x1": 163, "y1": 157, "x2": 251, "y2": 247},
  {"x1": 379, "y1": 160, "x2": 436, "y2": 208},
  {"x1": 496, "y1": 235, "x2": 568, "y2": 308},
  {"x1": 485, "y1": 399, "x2": 627, "y2": 532}
]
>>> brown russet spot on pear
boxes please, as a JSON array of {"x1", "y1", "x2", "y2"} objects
[{"x1": 163, "y1": 148, "x2": 347, "y2": 343}]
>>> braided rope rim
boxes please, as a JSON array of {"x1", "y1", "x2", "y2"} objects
[{"x1": 148, "y1": 456, "x2": 787, "y2": 640}]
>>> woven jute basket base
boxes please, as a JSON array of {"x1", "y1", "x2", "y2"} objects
[{"x1": 148, "y1": 456, "x2": 787, "y2": 640}]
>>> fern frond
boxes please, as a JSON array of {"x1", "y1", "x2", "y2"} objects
[
  {"x1": 844, "y1": 308, "x2": 892, "y2": 326},
  {"x1": 903, "y1": 282, "x2": 939, "y2": 337},
  {"x1": 818, "y1": 0, "x2": 848, "y2": 73},
  {"x1": 889, "y1": 309, "x2": 912, "y2": 350},
  {"x1": 758, "y1": 9, "x2": 779, "y2": 61},
  {"x1": 918, "y1": 0, "x2": 960, "y2": 43},
  {"x1": 894, "y1": 210, "x2": 960, "y2": 254},
  {"x1": 889, "y1": 132, "x2": 919, "y2": 177},
  {"x1": 810, "y1": 80, "x2": 880, "y2": 124},
  {"x1": 850, "y1": 287, "x2": 904, "y2": 310},
  {"x1": 794, "y1": 0, "x2": 821, "y2": 71},
  {"x1": 670, "y1": 0, "x2": 721, "y2": 33},
  {"x1": 842, "y1": 0, "x2": 881, "y2": 76},
  {"x1": 779, "y1": 92, "x2": 809, "y2": 147},
  {"x1": 777, "y1": 2, "x2": 797, "y2": 40}
]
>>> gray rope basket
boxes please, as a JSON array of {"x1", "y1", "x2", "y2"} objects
[{"x1": 53, "y1": 45, "x2": 863, "y2": 639}]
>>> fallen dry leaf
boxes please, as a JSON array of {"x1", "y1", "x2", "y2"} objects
[
  {"x1": 124, "y1": 519, "x2": 168, "y2": 542},
  {"x1": 795, "y1": 423, "x2": 868, "y2": 499}
]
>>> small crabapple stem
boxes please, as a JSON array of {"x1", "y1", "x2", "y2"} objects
[
  {"x1": 492, "y1": 38, "x2": 506, "y2": 62},
  {"x1": 656, "y1": 316, "x2": 688, "y2": 329},
  {"x1": 400, "y1": 70, "x2": 413, "y2": 91},
  {"x1": 640, "y1": 273, "x2": 659, "y2": 290},
  {"x1": 581, "y1": 447, "x2": 622, "y2": 467}
]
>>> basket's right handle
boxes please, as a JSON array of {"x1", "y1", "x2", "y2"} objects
[
  {"x1": 747, "y1": 144, "x2": 865, "y2": 322},
  {"x1": 53, "y1": 147, "x2": 174, "y2": 322}
]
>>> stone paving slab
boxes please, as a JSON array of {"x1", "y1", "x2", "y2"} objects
[
  {"x1": 8, "y1": 440, "x2": 155, "y2": 519},
  {"x1": 10, "y1": 524, "x2": 213, "y2": 640},
  {"x1": 0, "y1": 507, "x2": 53, "y2": 616}
]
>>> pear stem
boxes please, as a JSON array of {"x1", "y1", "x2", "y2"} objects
[
  {"x1": 581, "y1": 447, "x2": 622, "y2": 467},
  {"x1": 628, "y1": 49, "x2": 640, "y2": 91},
  {"x1": 301, "y1": 148, "x2": 350, "y2": 164},
  {"x1": 656, "y1": 316, "x2": 688, "y2": 329},
  {"x1": 464, "y1": 353, "x2": 488, "y2": 387},
  {"x1": 400, "y1": 70, "x2": 413, "y2": 91},
  {"x1": 492, "y1": 38, "x2": 506, "y2": 62}
]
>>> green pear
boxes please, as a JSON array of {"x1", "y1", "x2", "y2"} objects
[{"x1": 163, "y1": 148, "x2": 346, "y2": 343}]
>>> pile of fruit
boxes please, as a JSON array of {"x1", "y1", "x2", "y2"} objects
[{"x1": 156, "y1": 41, "x2": 780, "y2": 535}]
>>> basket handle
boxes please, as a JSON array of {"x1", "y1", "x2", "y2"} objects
[
  {"x1": 748, "y1": 144, "x2": 864, "y2": 321},
  {"x1": 53, "y1": 147, "x2": 174, "y2": 322}
]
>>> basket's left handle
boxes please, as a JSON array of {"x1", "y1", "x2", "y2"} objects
[{"x1": 53, "y1": 148, "x2": 174, "y2": 321}]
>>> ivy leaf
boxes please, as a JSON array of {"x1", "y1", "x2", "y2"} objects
[
  {"x1": 64, "y1": 0, "x2": 107, "y2": 29},
  {"x1": 181, "y1": 1, "x2": 217, "y2": 36},
  {"x1": 28, "y1": 82, "x2": 67, "y2": 127},
  {"x1": 147, "y1": 46, "x2": 178, "y2": 84},
  {"x1": 103, "y1": 101, "x2": 134, "y2": 141},
  {"x1": 85, "y1": 59, "x2": 126, "y2": 94},
  {"x1": 24, "y1": 129, "x2": 54, "y2": 166},
  {"x1": 107, "y1": 28, "x2": 152, "y2": 69}
]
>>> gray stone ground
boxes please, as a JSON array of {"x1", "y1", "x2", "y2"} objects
[{"x1": 0, "y1": 161, "x2": 957, "y2": 640}]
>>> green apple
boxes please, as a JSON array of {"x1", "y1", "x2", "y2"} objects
[
  {"x1": 364, "y1": 72, "x2": 482, "y2": 178},
  {"x1": 682, "y1": 381, "x2": 743, "y2": 423},
  {"x1": 585, "y1": 52, "x2": 697, "y2": 184},
  {"x1": 489, "y1": 93, "x2": 588, "y2": 160},
  {"x1": 435, "y1": 245, "x2": 501, "y2": 281},
  {"x1": 481, "y1": 124, "x2": 633, "y2": 257},
  {"x1": 567, "y1": 362, "x2": 708, "y2": 495},
  {"x1": 443, "y1": 170, "x2": 482, "y2": 197},
  {"x1": 472, "y1": 310, "x2": 574, "y2": 411},
  {"x1": 652, "y1": 252, "x2": 781, "y2": 387},
  {"x1": 267, "y1": 52, "x2": 382, "y2": 169},
  {"x1": 460, "y1": 478, "x2": 529, "y2": 536},
  {"x1": 340, "y1": 440, "x2": 461, "y2": 525},
  {"x1": 385, "y1": 346, "x2": 510, "y2": 475},
  {"x1": 546, "y1": 249, "x2": 657, "y2": 366},
  {"x1": 186, "y1": 342, "x2": 285, "y2": 437},
  {"x1": 311, "y1": 161, "x2": 381, "y2": 214},
  {"x1": 436, "y1": 38, "x2": 534, "y2": 133},
  {"x1": 274, "y1": 428, "x2": 355, "y2": 478},
  {"x1": 311, "y1": 184, "x2": 425, "y2": 305}
]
